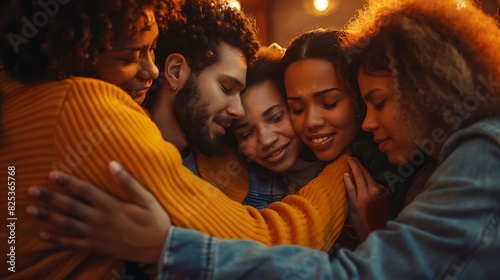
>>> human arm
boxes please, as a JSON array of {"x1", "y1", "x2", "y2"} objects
[
  {"x1": 28, "y1": 161, "x2": 170, "y2": 264},
  {"x1": 50, "y1": 78, "x2": 348, "y2": 250},
  {"x1": 157, "y1": 123, "x2": 500, "y2": 279}
]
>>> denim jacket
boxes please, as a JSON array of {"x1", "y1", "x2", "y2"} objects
[
  {"x1": 243, "y1": 159, "x2": 327, "y2": 210},
  {"x1": 242, "y1": 162, "x2": 289, "y2": 210},
  {"x1": 159, "y1": 116, "x2": 500, "y2": 280}
]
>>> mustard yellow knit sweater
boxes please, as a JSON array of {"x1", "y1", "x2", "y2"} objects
[{"x1": 0, "y1": 72, "x2": 348, "y2": 279}]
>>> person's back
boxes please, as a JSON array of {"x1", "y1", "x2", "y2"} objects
[
  {"x1": 0, "y1": 74, "x2": 136, "y2": 278},
  {"x1": 0, "y1": 1, "x2": 176, "y2": 277}
]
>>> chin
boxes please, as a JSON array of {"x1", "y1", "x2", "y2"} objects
[
  {"x1": 258, "y1": 159, "x2": 294, "y2": 173},
  {"x1": 274, "y1": 161, "x2": 295, "y2": 173},
  {"x1": 316, "y1": 150, "x2": 342, "y2": 162},
  {"x1": 134, "y1": 96, "x2": 146, "y2": 105},
  {"x1": 387, "y1": 152, "x2": 409, "y2": 165}
]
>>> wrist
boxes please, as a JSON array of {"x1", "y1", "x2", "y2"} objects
[{"x1": 365, "y1": 187, "x2": 391, "y2": 231}]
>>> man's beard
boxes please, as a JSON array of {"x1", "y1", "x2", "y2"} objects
[{"x1": 173, "y1": 73, "x2": 221, "y2": 156}]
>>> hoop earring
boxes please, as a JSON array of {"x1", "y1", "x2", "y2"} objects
[{"x1": 169, "y1": 85, "x2": 177, "y2": 92}]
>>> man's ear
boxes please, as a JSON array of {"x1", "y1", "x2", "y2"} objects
[{"x1": 163, "y1": 53, "x2": 190, "y2": 93}]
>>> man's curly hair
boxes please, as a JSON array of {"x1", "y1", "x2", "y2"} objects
[
  {"x1": 0, "y1": 0, "x2": 178, "y2": 82},
  {"x1": 342, "y1": 0, "x2": 500, "y2": 138},
  {"x1": 156, "y1": 0, "x2": 260, "y2": 74}
]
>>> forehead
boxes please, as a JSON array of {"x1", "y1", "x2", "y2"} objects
[
  {"x1": 199, "y1": 42, "x2": 247, "y2": 86},
  {"x1": 242, "y1": 80, "x2": 285, "y2": 107},
  {"x1": 284, "y1": 58, "x2": 341, "y2": 94},
  {"x1": 357, "y1": 69, "x2": 394, "y2": 98}
]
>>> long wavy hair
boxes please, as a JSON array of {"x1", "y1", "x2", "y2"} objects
[{"x1": 342, "y1": 0, "x2": 500, "y2": 137}]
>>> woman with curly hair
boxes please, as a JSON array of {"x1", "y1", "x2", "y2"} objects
[
  {"x1": 1, "y1": 0, "x2": 353, "y2": 278},
  {"x1": 82, "y1": 0, "x2": 496, "y2": 278},
  {"x1": 0, "y1": 0, "x2": 173, "y2": 278}
]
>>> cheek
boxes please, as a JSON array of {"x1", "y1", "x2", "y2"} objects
[
  {"x1": 96, "y1": 65, "x2": 136, "y2": 88},
  {"x1": 290, "y1": 115, "x2": 305, "y2": 139},
  {"x1": 277, "y1": 118, "x2": 297, "y2": 139},
  {"x1": 396, "y1": 129, "x2": 418, "y2": 156},
  {"x1": 238, "y1": 140, "x2": 258, "y2": 160},
  {"x1": 334, "y1": 105, "x2": 360, "y2": 136},
  {"x1": 205, "y1": 93, "x2": 228, "y2": 116}
]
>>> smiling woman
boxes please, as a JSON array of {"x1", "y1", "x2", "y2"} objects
[
  {"x1": 0, "y1": 0, "x2": 176, "y2": 278},
  {"x1": 90, "y1": 9, "x2": 160, "y2": 104},
  {"x1": 285, "y1": 58, "x2": 359, "y2": 162},
  {"x1": 280, "y1": 28, "x2": 413, "y2": 232}
]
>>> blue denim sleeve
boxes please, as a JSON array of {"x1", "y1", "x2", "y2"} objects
[{"x1": 158, "y1": 119, "x2": 500, "y2": 280}]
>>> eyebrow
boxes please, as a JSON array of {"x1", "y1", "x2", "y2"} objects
[
  {"x1": 287, "y1": 87, "x2": 342, "y2": 101},
  {"x1": 122, "y1": 37, "x2": 158, "y2": 52},
  {"x1": 232, "y1": 104, "x2": 283, "y2": 132},
  {"x1": 222, "y1": 74, "x2": 245, "y2": 89},
  {"x1": 262, "y1": 104, "x2": 282, "y2": 117},
  {"x1": 362, "y1": 88, "x2": 381, "y2": 102}
]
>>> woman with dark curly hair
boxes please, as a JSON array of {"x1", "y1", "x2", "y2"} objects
[{"x1": 0, "y1": 0, "x2": 174, "y2": 278}]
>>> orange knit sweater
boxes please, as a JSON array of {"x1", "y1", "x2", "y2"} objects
[{"x1": 0, "y1": 72, "x2": 348, "y2": 279}]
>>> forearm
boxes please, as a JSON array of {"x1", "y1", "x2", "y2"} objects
[
  {"x1": 159, "y1": 226, "x2": 346, "y2": 280},
  {"x1": 158, "y1": 128, "x2": 500, "y2": 279},
  {"x1": 56, "y1": 81, "x2": 347, "y2": 249}
]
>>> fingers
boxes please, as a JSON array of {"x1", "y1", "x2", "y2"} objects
[
  {"x1": 108, "y1": 161, "x2": 157, "y2": 208},
  {"x1": 348, "y1": 157, "x2": 385, "y2": 197},
  {"x1": 26, "y1": 205, "x2": 89, "y2": 237},
  {"x1": 28, "y1": 186, "x2": 96, "y2": 221},
  {"x1": 346, "y1": 157, "x2": 369, "y2": 195},
  {"x1": 343, "y1": 173, "x2": 358, "y2": 205},
  {"x1": 38, "y1": 231, "x2": 89, "y2": 249},
  {"x1": 49, "y1": 171, "x2": 116, "y2": 207}
]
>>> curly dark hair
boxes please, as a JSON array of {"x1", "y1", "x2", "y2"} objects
[
  {"x1": 343, "y1": 0, "x2": 500, "y2": 137},
  {"x1": 0, "y1": 0, "x2": 177, "y2": 82},
  {"x1": 156, "y1": 0, "x2": 260, "y2": 74},
  {"x1": 244, "y1": 44, "x2": 284, "y2": 93},
  {"x1": 280, "y1": 28, "x2": 365, "y2": 119}
]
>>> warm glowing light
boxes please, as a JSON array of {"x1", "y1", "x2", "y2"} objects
[
  {"x1": 455, "y1": 0, "x2": 466, "y2": 9},
  {"x1": 303, "y1": 0, "x2": 339, "y2": 16},
  {"x1": 314, "y1": 0, "x2": 329, "y2": 12},
  {"x1": 228, "y1": 0, "x2": 241, "y2": 10}
]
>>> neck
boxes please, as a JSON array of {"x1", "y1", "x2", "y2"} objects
[{"x1": 150, "y1": 82, "x2": 189, "y2": 152}]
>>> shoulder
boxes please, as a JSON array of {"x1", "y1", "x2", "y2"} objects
[
  {"x1": 429, "y1": 117, "x2": 500, "y2": 192},
  {"x1": 66, "y1": 76, "x2": 136, "y2": 104},
  {"x1": 313, "y1": 154, "x2": 350, "y2": 182},
  {"x1": 59, "y1": 76, "x2": 146, "y2": 118},
  {"x1": 439, "y1": 116, "x2": 500, "y2": 164}
]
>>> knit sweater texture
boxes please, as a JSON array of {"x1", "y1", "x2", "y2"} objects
[{"x1": 0, "y1": 73, "x2": 348, "y2": 279}]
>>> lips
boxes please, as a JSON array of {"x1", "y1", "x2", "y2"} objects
[
  {"x1": 127, "y1": 86, "x2": 151, "y2": 101},
  {"x1": 262, "y1": 143, "x2": 289, "y2": 163},
  {"x1": 374, "y1": 137, "x2": 391, "y2": 152},
  {"x1": 216, "y1": 120, "x2": 232, "y2": 129},
  {"x1": 306, "y1": 133, "x2": 335, "y2": 151}
]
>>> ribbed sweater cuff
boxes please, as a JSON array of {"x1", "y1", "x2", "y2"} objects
[{"x1": 366, "y1": 188, "x2": 390, "y2": 231}]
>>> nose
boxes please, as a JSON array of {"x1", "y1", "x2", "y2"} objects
[
  {"x1": 305, "y1": 106, "x2": 325, "y2": 130},
  {"x1": 362, "y1": 107, "x2": 377, "y2": 132},
  {"x1": 257, "y1": 125, "x2": 278, "y2": 150},
  {"x1": 226, "y1": 93, "x2": 245, "y2": 119},
  {"x1": 138, "y1": 52, "x2": 160, "y2": 80}
]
